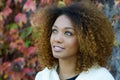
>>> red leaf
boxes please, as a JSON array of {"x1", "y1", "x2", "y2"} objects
[
  {"x1": 2, "y1": 62, "x2": 11, "y2": 71},
  {"x1": 6, "y1": 0, "x2": 12, "y2": 6},
  {"x1": 3, "y1": 6, "x2": 12, "y2": 19},
  {"x1": 22, "y1": 68, "x2": 32, "y2": 73},
  {"x1": 9, "y1": 42, "x2": 17, "y2": 49},
  {"x1": 13, "y1": 57, "x2": 25, "y2": 63},
  {"x1": 23, "y1": 0, "x2": 36, "y2": 12},
  {"x1": 27, "y1": 46, "x2": 36, "y2": 55},
  {"x1": 15, "y1": 13, "x2": 27, "y2": 24}
]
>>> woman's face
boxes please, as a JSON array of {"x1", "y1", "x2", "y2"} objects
[{"x1": 50, "y1": 15, "x2": 79, "y2": 59}]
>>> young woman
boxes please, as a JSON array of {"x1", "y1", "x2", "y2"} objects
[{"x1": 31, "y1": 1, "x2": 115, "y2": 80}]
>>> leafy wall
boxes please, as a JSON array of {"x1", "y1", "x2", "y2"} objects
[{"x1": 0, "y1": 0, "x2": 120, "y2": 80}]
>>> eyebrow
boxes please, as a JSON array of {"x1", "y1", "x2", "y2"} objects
[{"x1": 52, "y1": 25, "x2": 74, "y2": 30}]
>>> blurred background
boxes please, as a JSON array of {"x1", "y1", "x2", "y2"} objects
[{"x1": 0, "y1": 0, "x2": 120, "y2": 80}]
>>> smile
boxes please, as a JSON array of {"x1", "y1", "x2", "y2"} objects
[{"x1": 52, "y1": 45, "x2": 65, "y2": 52}]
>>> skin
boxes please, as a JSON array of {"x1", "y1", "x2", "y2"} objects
[{"x1": 50, "y1": 15, "x2": 79, "y2": 79}]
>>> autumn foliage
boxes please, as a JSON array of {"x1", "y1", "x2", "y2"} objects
[
  {"x1": 0, "y1": 0, "x2": 120, "y2": 80},
  {"x1": 0, "y1": 0, "x2": 55, "y2": 80}
]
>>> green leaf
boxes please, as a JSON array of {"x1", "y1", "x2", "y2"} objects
[
  {"x1": 20, "y1": 32, "x2": 25, "y2": 39},
  {"x1": 20, "y1": 27, "x2": 32, "y2": 39},
  {"x1": 7, "y1": 23, "x2": 18, "y2": 29},
  {"x1": 25, "y1": 39, "x2": 31, "y2": 47},
  {"x1": 26, "y1": 27, "x2": 32, "y2": 36}
]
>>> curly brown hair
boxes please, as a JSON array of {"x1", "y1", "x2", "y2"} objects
[{"x1": 31, "y1": 1, "x2": 114, "y2": 72}]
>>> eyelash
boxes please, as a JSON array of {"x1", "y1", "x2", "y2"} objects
[{"x1": 51, "y1": 29, "x2": 73, "y2": 36}]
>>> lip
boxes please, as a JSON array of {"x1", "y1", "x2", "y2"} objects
[{"x1": 52, "y1": 45, "x2": 65, "y2": 52}]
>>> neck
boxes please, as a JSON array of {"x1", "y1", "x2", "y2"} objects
[{"x1": 58, "y1": 57, "x2": 78, "y2": 80}]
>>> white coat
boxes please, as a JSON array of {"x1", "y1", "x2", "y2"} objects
[{"x1": 35, "y1": 65, "x2": 115, "y2": 80}]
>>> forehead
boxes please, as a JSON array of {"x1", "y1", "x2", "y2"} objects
[{"x1": 53, "y1": 15, "x2": 73, "y2": 29}]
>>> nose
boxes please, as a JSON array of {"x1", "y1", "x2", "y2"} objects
[{"x1": 53, "y1": 33, "x2": 63, "y2": 43}]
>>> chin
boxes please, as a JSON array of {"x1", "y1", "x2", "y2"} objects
[
  {"x1": 53, "y1": 54, "x2": 63, "y2": 59},
  {"x1": 52, "y1": 51, "x2": 67, "y2": 59},
  {"x1": 53, "y1": 54, "x2": 60, "y2": 58}
]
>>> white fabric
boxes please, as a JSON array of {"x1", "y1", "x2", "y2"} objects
[{"x1": 35, "y1": 66, "x2": 115, "y2": 80}]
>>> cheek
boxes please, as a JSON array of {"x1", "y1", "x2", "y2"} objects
[
  {"x1": 67, "y1": 39, "x2": 79, "y2": 49},
  {"x1": 65, "y1": 40, "x2": 79, "y2": 56}
]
